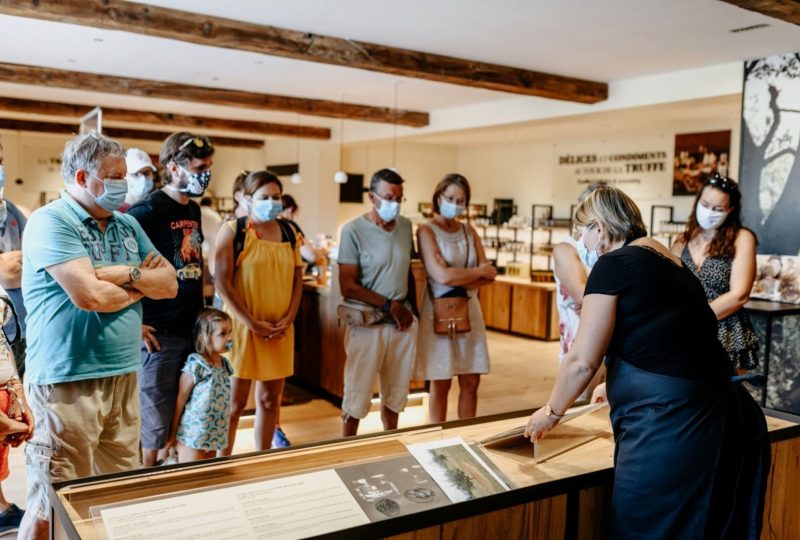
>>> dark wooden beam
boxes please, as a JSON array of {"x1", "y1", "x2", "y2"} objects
[
  {"x1": 0, "y1": 0, "x2": 607, "y2": 104},
  {"x1": 0, "y1": 118, "x2": 264, "y2": 148},
  {"x1": 718, "y1": 1, "x2": 800, "y2": 26},
  {"x1": 0, "y1": 62, "x2": 427, "y2": 127},
  {"x1": 0, "y1": 96, "x2": 330, "y2": 139}
]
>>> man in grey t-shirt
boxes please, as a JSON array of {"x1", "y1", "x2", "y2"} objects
[{"x1": 337, "y1": 168, "x2": 418, "y2": 437}]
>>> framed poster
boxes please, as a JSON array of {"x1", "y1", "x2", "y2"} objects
[{"x1": 672, "y1": 130, "x2": 731, "y2": 196}]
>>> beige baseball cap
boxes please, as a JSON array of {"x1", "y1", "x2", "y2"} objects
[{"x1": 125, "y1": 148, "x2": 157, "y2": 174}]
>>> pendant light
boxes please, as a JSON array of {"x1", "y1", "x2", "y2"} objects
[
  {"x1": 291, "y1": 114, "x2": 302, "y2": 184},
  {"x1": 334, "y1": 95, "x2": 348, "y2": 184}
]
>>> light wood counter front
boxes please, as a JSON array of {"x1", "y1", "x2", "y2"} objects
[{"x1": 479, "y1": 277, "x2": 559, "y2": 340}]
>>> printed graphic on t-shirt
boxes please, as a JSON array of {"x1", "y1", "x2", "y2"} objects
[
  {"x1": 171, "y1": 219, "x2": 203, "y2": 281},
  {"x1": 77, "y1": 223, "x2": 141, "y2": 267}
]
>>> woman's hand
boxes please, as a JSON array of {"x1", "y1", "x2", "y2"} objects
[
  {"x1": 590, "y1": 383, "x2": 607, "y2": 404},
  {"x1": 523, "y1": 407, "x2": 561, "y2": 443},
  {"x1": 0, "y1": 409, "x2": 29, "y2": 446}
]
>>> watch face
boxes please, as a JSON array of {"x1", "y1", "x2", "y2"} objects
[{"x1": 130, "y1": 267, "x2": 142, "y2": 281}]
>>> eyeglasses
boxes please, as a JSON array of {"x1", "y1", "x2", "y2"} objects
[
  {"x1": 373, "y1": 193, "x2": 406, "y2": 204},
  {"x1": 706, "y1": 172, "x2": 738, "y2": 194}
]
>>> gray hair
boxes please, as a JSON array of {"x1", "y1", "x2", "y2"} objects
[
  {"x1": 578, "y1": 181, "x2": 607, "y2": 203},
  {"x1": 61, "y1": 131, "x2": 125, "y2": 184}
]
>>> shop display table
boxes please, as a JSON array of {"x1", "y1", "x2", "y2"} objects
[{"x1": 50, "y1": 407, "x2": 800, "y2": 540}]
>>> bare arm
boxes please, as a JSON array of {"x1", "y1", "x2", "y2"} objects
[
  {"x1": 0, "y1": 251, "x2": 22, "y2": 289},
  {"x1": 416, "y1": 225, "x2": 492, "y2": 288},
  {"x1": 274, "y1": 266, "x2": 304, "y2": 336},
  {"x1": 47, "y1": 257, "x2": 143, "y2": 313},
  {"x1": 670, "y1": 237, "x2": 686, "y2": 257},
  {"x1": 94, "y1": 253, "x2": 178, "y2": 300},
  {"x1": 710, "y1": 229, "x2": 757, "y2": 320},
  {"x1": 553, "y1": 242, "x2": 588, "y2": 304},
  {"x1": 165, "y1": 372, "x2": 195, "y2": 449},
  {"x1": 525, "y1": 293, "x2": 617, "y2": 440},
  {"x1": 214, "y1": 224, "x2": 278, "y2": 338}
]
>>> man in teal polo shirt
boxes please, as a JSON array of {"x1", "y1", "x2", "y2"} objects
[{"x1": 17, "y1": 132, "x2": 178, "y2": 540}]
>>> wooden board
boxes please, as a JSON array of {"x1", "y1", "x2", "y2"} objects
[
  {"x1": 480, "y1": 281, "x2": 512, "y2": 331},
  {"x1": 510, "y1": 285, "x2": 551, "y2": 338}
]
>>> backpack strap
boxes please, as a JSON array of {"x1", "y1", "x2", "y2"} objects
[
  {"x1": 232, "y1": 216, "x2": 248, "y2": 264},
  {"x1": 276, "y1": 219, "x2": 297, "y2": 249}
]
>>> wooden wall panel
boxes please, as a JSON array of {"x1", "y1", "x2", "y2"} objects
[
  {"x1": 385, "y1": 526, "x2": 442, "y2": 540},
  {"x1": 578, "y1": 485, "x2": 612, "y2": 540},
  {"x1": 510, "y1": 286, "x2": 549, "y2": 338}
]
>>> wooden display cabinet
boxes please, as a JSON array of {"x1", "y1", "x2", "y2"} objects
[{"x1": 50, "y1": 408, "x2": 800, "y2": 539}]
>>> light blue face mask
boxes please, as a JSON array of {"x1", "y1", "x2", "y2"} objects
[
  {"x1": 225, "y1": 339, "x2": 233, "y2": 352},
  {"x1": 252, "y1": 198, "x2": 283, "y2": 222},
  {"x1": 92, "y1": 176, "x2": 128, "y2": 212},
  {"x1": 576, "y1": 224, "x2": 600, "y2": 269},
  {"x1": 0, "y1": 165, "x2": 5, "y2": 198},
  {"x1": 439, "y1": 198, "x2": 465, "y2": 220},
  {"x1": 127, "y1": 173, "x2": 153, "y2": 201},
  {"x1": 374, "y1": 196, "x2": 400, "y2": 222}
]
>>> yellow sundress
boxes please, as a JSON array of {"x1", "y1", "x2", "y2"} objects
[{"x1": 225, "y1": 221, "x2": 303, "y2": 381}]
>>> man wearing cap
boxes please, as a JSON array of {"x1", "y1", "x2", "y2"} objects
[
  {"x1": 119, "y1": 148, "x2": 157, "y2": 213},
  {"x1": 128, "y1": 132, "x2": 214, "y2": 467}
]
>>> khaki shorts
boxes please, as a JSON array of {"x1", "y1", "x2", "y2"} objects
[
  {"x1": 25, "y1": 372, "x2": 140, "y2": 521},
  {"x1": 341, "y1": 320, "x2": 418, "y2": 421}
]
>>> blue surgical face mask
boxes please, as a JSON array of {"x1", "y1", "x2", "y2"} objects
[
  {"x1": 576, "y1": 224, "x2": 600, "y2": 269},
  {"x1": 439, "y1": 198, "x2": 465, "y2": 220},
  {"x1": 0, "y1": 165, "x2": 5, "y2": 198},
  {"x1": 126, "y1": 172, "x2": 153, "y2": 201},
  {"x1": 225, "y1": 339, "x2": 233, "y2": 352},
  {"x1": 93, "y1": 176, "x2": 128, "y2": 212},
  {"x1": 179, "y1": 166, "x2": 211, "y2": 196},
  {"x1": 374, "y1": 196, "x2": 400, "y2": 222},
  {"x1": 252, "y1": 198, "x2": 283, "y2": 222}
]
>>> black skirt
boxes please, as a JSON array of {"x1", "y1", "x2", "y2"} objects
[{"x1": 606, "y1": 358, "x2": 770, "y2": 539}]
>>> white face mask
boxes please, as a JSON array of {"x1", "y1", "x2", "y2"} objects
[
  {"x1": 126, "y1": 172, "x2": 153, "y2": 201},
  {"x1": 576, "y1": 224, "x2": 600, "y2": 268},
  {"x1": 695, "y1": 203, "x2": 729, "y2": 231},
  {"x1": 439, "y1": 198, "x2": 465, "y2": 220}
]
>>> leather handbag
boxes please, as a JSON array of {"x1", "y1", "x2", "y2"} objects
[{"x1": 432, "y1": 223, "x2": 471, "y2": 338}]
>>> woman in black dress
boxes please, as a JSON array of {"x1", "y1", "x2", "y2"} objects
[
  {"x1": 524, "y1": 186, "x2": 769, "y2": 539},
  {"x1": 670, "y1": 173, "x2": 759, "y2": 372}
]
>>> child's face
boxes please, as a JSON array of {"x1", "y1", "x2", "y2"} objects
[{"x1": 210, "y1": 320, "x2": 233, "y2": 354}]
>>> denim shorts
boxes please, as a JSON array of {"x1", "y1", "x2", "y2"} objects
[{"x1": 138, "y1": 333, "x2": 193, "y2": 450}]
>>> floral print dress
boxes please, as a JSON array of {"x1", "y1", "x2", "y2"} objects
[{"x1": 176, "y1": 353, "x2": 234, "y2": 451}]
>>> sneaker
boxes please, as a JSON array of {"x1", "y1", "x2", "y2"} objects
[
  {"x1": 0, "y1": 503, "x2": 24, "y2": 534},
  {"x1": 272, "y1": 426, "x2": 292, "y2": 448}
]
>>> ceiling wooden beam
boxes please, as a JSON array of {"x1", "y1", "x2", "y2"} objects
[
  {"x1": 0, "y1": 118, "x2": 265, "y2": 148},
  {"x1": 0, "y1": 96, "x2": 331, "y2": 139},
  {"x1": 718, "y1": 1, "x2": 800, "y2": 26},
  {"x1": 0, "y1": 62, "x2": 428, "y2": 127},
  {"x1": 0, "y1": 0, "x2": 608, "y2": 104}
]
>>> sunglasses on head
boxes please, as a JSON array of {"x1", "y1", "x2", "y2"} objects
[
  {"x1": 178, "y1": 136, "x2": 211, "y2": 152},
  {"x1": 706, "y1": 172, "x2": 738, "y2": 193}
]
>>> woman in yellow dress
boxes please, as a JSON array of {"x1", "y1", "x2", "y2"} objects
[{"x1": 214, "y1": 171, "x2": 303, "y2": 455}]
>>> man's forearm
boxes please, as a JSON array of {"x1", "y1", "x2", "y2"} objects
[
  {"x1": 91, "y1": 282, "x2": 144, "y2": 313},
  {"x1": 132, "y1": 265, "x2": 178, "y2": 300}
]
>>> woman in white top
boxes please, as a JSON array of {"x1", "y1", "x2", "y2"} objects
[{"x1": 415, "y1": 174, "x2": 496, "y2": 422}]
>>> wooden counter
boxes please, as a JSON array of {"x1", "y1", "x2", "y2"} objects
[
  {"x1": 50, "y1": 407, "x2": 800, "y2": 539},
  {"x1": 478, "y1": 277, "x2": 559, "y2": 340}
]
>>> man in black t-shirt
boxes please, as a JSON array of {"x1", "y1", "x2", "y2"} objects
[{"x1": 128, "y1": 132, "x2": 214, "y2": 467}]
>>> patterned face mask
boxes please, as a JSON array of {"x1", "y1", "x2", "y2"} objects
[{"x1": 179, "y1": 167, "x2": 212, "y2": 197}]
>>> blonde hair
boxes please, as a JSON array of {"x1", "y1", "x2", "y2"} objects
[
  {"x1": 574, "y1": 186, "x2": 647, "y2": 243},
  {"x1": 194, "y1": 308, "x2": 231, "y2": 357}
]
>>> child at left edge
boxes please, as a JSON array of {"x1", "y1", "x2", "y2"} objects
[{"x1": 166, "y1": 308, "x2": 234, "y2": 463}]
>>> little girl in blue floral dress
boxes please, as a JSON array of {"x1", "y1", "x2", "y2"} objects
[{"x1": 167, "y1": 308, "x2": 234, "y2": 463}]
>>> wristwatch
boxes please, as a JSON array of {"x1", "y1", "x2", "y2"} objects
[
  {"x1": 544, "y1": 402, "x2": 564, "y2": 418},
  {"x1": 381, "y1": 299, "x2": 392, "y2": 313},
  {"x1": 128, "y1": 266, "x2": 142, "y2": 285}
]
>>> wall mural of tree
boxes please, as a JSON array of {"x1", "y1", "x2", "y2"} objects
[{"x1": 740, "y1": 52, "x2": 800, "y2": 256}]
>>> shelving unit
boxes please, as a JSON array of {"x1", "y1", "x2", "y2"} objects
[
  {"x1": 530, "y1": 204, "x2": 571, "y2": 276},
  {"x1": 649, "y1": 205, "x2": 686, "y2": 248}
]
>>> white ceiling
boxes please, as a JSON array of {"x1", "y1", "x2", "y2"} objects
[{"x1": 0, "y1": 0, "x2": 797, "y2": 137}]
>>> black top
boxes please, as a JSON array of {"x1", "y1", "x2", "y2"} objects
[
  {"x1": 585, "y1": 245, "x2": 733, "y2": 381},
  {"x1": 128, "y1": 190, "x2": 204, "y2": 335}
]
